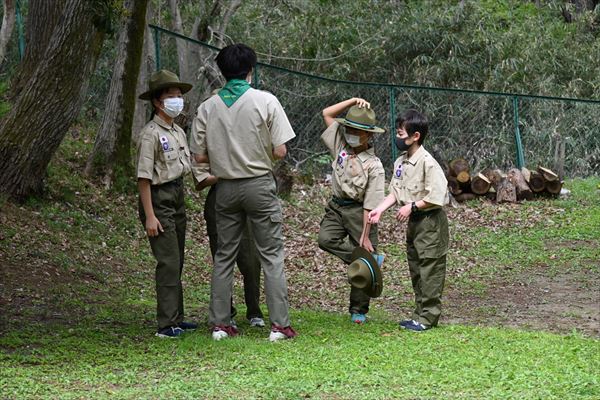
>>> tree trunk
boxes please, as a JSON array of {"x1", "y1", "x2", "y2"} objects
[
  {"x1": 0, "y1": 0, "x2": 108, "y2": 201},
  {"x1": 507, "y1": 168, "x2": 533, "y2": 201},
  {"x1": 9, "y1": 0, "x2": 67, "y2": 98},
  {"x1": 132, "y1": 1, "x2": 155, "y2": 143},
  {"x1": 0, "y1": 0, "x2": 16, "y2": 65},
  {"x1": 85, "y1": 0, "x2": 149, "y2": 188},
  {"x1": 168, "y1": 0, "x2": 190, "y2": 82}
]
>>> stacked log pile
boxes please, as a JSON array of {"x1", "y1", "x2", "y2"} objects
[{"x1": 445, "y1": 158, "x2": 563, "y2": 203}]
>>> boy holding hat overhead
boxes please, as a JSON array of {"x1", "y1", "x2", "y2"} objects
[
  {"x1": 318, "y1": 97, "x2": 386, "y2": 324},
  {"x1": 368, "y1": 109, "x2": 449, "y2": 332},
  {"x1": 136, "y1": 69, "x2": 197, "y2": 338}
]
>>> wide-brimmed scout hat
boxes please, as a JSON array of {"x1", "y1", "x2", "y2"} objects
[
  {"x1": 335, "y1": 105, "x2": 386, "y2": 134},
  {"x1": 138, "y1": 69, "x2": 193, "y2": 100},
  {"x1": 347, "y1": 247, "x2": 383, "y2": 298}
]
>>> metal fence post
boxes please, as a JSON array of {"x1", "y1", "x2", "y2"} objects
[
  {"x1": 153, "y1": 27, "x2": 161, "y2": 71},
  {"x1": 16, "y1": 0, "x2": 25, "y2": 60},
  {"x1": 253, "y1": 64, "x2": 259, "y2": 89},
  {"x1": 513, "y1": 96, "x2": 525, "y2": 168},
  {"x1": 389, "y1": 86, "x2": 397, "y2": 161}
]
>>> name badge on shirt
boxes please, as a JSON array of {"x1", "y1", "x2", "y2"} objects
[
  {"x1": 337, "y1": 150, "x2": 349, "y2": 166},
  {"x1": 394, "y1": 165, "x2": 402, "y2": 178},
  {"x1": 159, "y1": 135, "x2": 170, "y2": 151}
]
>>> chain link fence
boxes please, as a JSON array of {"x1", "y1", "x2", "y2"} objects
[{"x1": 152, "y1": 25, "x2": 600, "y2": 179}]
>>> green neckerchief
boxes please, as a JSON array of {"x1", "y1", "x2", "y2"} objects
[{"x1": 218, "y1": 79, "x2": 251, "y2": 107}]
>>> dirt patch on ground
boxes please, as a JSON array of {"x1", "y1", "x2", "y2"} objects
[{"x1": 444, "y1": 266, "x2": 600, "y2": 337}]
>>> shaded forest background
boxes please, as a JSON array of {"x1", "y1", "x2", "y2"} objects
[{"x1": 0, "y1": 0, "x2": 599, "y2": 200}]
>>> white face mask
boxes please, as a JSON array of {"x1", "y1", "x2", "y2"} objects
[
  {"x1": 163, "y1": 97, "x2": 184, "y2": 118},
  {"x1": 344, "y1": 133, "x2": 362, "y2": 147}
]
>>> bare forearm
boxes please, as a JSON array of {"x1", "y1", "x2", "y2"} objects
[
  {"x1": 322, "y1": 97, "x2": 368, "y2": 127},
  {"x1": 138, "y1": 179, "x2": 154, "y2": 218}
]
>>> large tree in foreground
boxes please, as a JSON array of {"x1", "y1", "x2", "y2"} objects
[
  {"x1": 85, "y1": 0, "x2": 149, "y2": 187},
  {"x1": 0, "y1": 0, "x2": 113, "y2": 201}
]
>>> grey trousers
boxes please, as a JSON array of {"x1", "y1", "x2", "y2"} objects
[
  {"x1": 204, "y1": 185, "x2": 263, "y2": 320},
  {"x1": 209, "y1": 173, "x2": 290, "y2": 327}
]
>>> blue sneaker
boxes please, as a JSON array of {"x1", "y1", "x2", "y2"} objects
[
  {"x1": 401, "y1": 320, "x2": 430, "y2": 332},
  {"x1": 155, "y1": 326, "x2": 184, "y2": 338},
  {"x1": 372, "y1": 253, "x2": 384, "y2": 266},
  {"x1": 351, "y1": 313, "x2": 367, "y2": 324},
  {"x1": 399, "y1": 319, "x2": 412, "y2": 328},
  {"x1": 177, "y1": 321, "x2": 198, "y2": 331}
]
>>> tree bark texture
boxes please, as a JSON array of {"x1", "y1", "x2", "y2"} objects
[
  {"x1": 86, "y1": 0, "x2": 149, "y2": 186},
  {"x1": 496, "y1": 177, "x2": 517, "y2": 203},
  {"x1": 0, "y1": 0, "x2": 16, "y2": 65},
  {"x1": 132, "y1": 1, "x2": 155, "y2": 142},
  {"x1": 9, "y1": 0, "x2": 66, "y2": 98},
  {"x1": 0, "y1": 0, "x2": 107, "y2": 201}
]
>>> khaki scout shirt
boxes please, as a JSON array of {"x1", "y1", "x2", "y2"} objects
[
  {"x1": 189, "y1": 88, "x2": 296, "y2": 179},
  {"x1": 136, "y1": 115, "x2": 191, "y2": 185},
  {"x1": 321, "y1": 122, "x2": 385, "y2": 210},
  {"x1": 389, "y1": 145, "x2": 448, "y2": 207}
]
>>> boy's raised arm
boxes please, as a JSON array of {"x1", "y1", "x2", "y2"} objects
[{"x1": 322, "y1": 97, "x2": 370, "y2": 127}]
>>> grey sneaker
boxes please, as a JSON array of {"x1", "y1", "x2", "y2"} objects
[{"x1": 249, "y1": 317, "x2": 265, "y2": 328}]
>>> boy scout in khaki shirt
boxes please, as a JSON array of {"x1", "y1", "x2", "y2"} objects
[
  {"x1": 369, "y1": 109, "x2": 449, "y2": 332},
  {"x1": 190, "y1": 44, "x2": 297, "y2": 342},
  {"x1": 317, "y1": 97, "x2": 386, "y2": 324},
  {"x1": 136, "y1": 70, "x2": 197, "y2": 338}
]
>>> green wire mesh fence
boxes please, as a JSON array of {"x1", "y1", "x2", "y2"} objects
[{"x1": 150, "y1": 25, "x2": 600, "y2": 179}]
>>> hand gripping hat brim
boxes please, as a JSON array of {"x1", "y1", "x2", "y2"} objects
[
  {"x1": 347, "y1": 247, "x2": 383, "y2": 298},
  {"x1": 139, "y1": 69, "x2": 193, "y2": 100},
  {"x1": 334, "y1": 105, "x2": 386, "y2": 134}
]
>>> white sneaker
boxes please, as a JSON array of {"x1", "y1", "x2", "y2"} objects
[
  {"x1": 249, "y1": 317, "x2": 265, "y2": 327},
  {"x1": 269, "y1": 331, "x2": 287, "y2": 342},
  {"x1": 212, "y1": 328, "x2": 228, "y2": 341}
]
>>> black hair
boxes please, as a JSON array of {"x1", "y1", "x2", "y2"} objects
[
  {"x1": 396, "y1": 109, "x2": 428, "y2": 145},
  {"x1": 215, "y1": 43, "x2": 257, "y2": 81},
  {"x1": 149, "y1": 88, "x2": 168, "y2": 120}
]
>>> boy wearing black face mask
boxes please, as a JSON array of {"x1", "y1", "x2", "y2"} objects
[
  {"x1": 368, "y1": 109, "x2": 449, "y2": 332},
  {"x1": 318, "y1": 97, "x2": 386, "y2": 324}
]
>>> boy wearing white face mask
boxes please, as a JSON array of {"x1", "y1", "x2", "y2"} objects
[
  {"x1": 136, "y1": 69, "x2": 196, "y2": 338},
  {"x1": 318, "y1": 97, "x2": 386, "y2": 324}
]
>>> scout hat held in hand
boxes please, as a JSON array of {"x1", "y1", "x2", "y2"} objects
[
  {"x1": 335, "y1": 105, "x2": 386, "y2": 134},
  {"x1": 347, "y1": 247, "x2": 383, "y2": 298},
  {"x1": 139, "y1": 69, "x2": 193, "y2": 100}
]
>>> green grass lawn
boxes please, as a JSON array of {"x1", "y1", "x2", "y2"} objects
[
  {"x1": 1, "y1": 131, "x2": 599, "y2": 399},
  {"x1": 2, "y1": 308, "x2": 598, "y2": 399}
]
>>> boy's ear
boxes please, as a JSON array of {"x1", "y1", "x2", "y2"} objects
[{"x1": 412, "y1": 131, "x2": 421, "y2": 142}]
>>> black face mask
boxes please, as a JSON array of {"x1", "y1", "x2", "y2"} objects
[{"x1": 395, "y1": 136, "x2": 411, "y2": 152}]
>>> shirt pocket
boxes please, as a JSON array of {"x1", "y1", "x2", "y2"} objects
[{"x1": 352, "y1": 169, "x2": 367, "y2": 191}]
